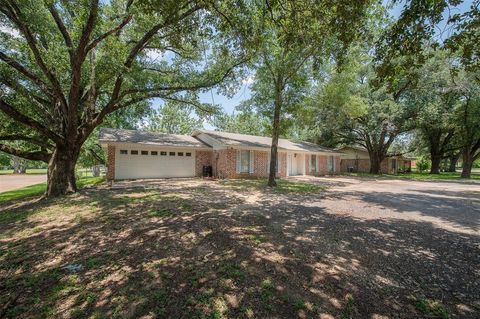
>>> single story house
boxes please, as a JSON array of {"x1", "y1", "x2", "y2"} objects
[
  {"x1": 338, "y1": 146, "x2": 414, "y2": 174},
  {"x1": 99, "y1": 128, "x2": 343, "y2": 180}
]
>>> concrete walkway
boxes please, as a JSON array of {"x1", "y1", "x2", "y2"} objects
[{"x1": 0, "y1": 174, "x2": 47, "y2": 193}]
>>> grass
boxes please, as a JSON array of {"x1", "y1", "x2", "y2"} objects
[
  {"x1": 343, "y1": 171, "x2": 480, "y2": 181},
  {"x1": 413, "y1": 296, "x2": 449, "y2": 319},
  {"x1": 0, "y1": 176, "x2": 105, "y2": 203},
  {"x1": 0, "y1": 168, "x2": 48, "y2": 175},
  {"x1": 220, "y1": 178, "x2": 325, "y2": 193}
]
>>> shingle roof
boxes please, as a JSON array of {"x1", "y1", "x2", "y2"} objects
[
  {"x1": 193, "y1": 130, "x2": 341, "y2": 154},
  {"x1": 98, "y1": 128, "x2": 210, "y2": 148}
]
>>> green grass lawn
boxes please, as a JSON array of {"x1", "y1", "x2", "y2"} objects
[
  {"x1": 344, "y1": 171, "x2": 480, "y2": 181},
  {"x1": 0, "y1": 168, "x2": 48, "y2": 175},
  {"x1": 0, "y1": 176, "x2": 105, "y2": 203}
]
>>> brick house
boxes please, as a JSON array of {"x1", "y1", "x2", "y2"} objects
[
  {"x1": 338, "y1": 146, "x2": 414, "y2": 174},
  {"x1": 99, "y1": 128, "x2": 343, "y2": 181}
]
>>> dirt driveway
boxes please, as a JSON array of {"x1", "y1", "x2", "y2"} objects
[
  {"x1": 1, "y1": 176, "x2": 479, "y2": 318},
  {"x1": 0, "y1": 174, "x2": 46, "y2": 192}
]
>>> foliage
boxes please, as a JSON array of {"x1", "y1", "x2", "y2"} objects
[
  {"x1": 243, "y1": 0, "x2": 376, "y2": 185},
  {"x1": 375, "y1": 0, "x2": 479, "y2": 90},
  {"x1": 416, "y1": 157, "x2": 431, "y2": 173},
  {"x1": 144, "y1": 101, "x2": 205, "y2": 135},
  {"x1": 211, "y1": 111, "x2": 269, "y2": 136},
  {"x1": 0, "y1": 0, "x2": 253, "y2": 195}
]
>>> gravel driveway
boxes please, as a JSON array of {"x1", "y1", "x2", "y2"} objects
[{"x1": 0, "y1": 174, "x2": 46, "y2": 193}]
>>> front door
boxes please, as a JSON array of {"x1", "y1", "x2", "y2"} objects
[{"x1": 288, "y1": 153, "x2": 301, "y2": 176}]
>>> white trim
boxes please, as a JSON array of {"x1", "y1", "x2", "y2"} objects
[
  {"x1": 100, "y1": 141, "x2": 212, "y2": 151},
  {"x1": 249, "y1": 150, "x2": 254, "y2": 174}
]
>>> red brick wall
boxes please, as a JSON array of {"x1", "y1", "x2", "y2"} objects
[
  {"x1": 195, "y1": 150, "x2": 213, "y2": 177},
  {"x1": 340, "y1": 158, "x2": 395, "y2": 173},
  {"x1": 214, "y1": 149, "x2": 288, "y2": 179},
  {"x1": 334, "y1": 157, "x2": 341, "y2": 174},
  {"x1": 214, "y1": 149, "x2": 237, "y2": 178},
  {"x1": 278, "y1": 152, "x2": 287, "y2": 178},
  {"x1": 253, "y1": 150, "x2": 268, "y2": 177},
  {"x1": 318, "y1": 155, "x2": 329, "y2": 175},
  {"x1": 106, "y1": 145, "x2": 115, "y2": 180}
]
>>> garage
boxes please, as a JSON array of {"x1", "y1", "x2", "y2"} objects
[
  {"x1": 115, "y1": 146, "x2": 196, "y2": 179},
  {"x1": 99, "y1": 128, "x2": 212, "y2": 180}
]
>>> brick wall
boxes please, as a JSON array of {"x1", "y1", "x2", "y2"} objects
[
  {"x1": 253, "y1": 150, "x2": 269, "y2": 177},
  {"x1": 214, "y1": 149, "x2": 288, "y2": 179},
  {"x1": 340, "y1": 158, "x2": 395, "y2": 173},
  {"x1": 195, "y1": 150, "x2": 213, "y2": 177},
  {"x1": 318, "y1": 155, "x2": 329, "y2": 175},
  {"x1": 278, "y1": 152, "x2": 287, "y2": 178},
  {"x1": 214, "y1": 149, "x2": 237, "y2": 178},
  {"x1": 340, "y1": 159, "x2": 370, "y2": 173},
  {"x1": 334, "y1": 157, "x2": 341, "y2": 174},
  {"x1": 106, "y1": 145, "x2": 115, "y2": 180}
]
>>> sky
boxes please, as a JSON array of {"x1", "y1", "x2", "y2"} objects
[{"x1": 150, "y1": 0, "x2": 473, "y2": 129}]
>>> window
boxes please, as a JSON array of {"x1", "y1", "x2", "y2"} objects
[
  {"x1": 327, "y1": 156, "x2": 334, "y2": 172},
  {"x1": 239, "y1": 150, "x2": 250, "y2": 173},
  {"x1": 120, "y1": 150, "x2": 128, "y2": 155},
  {"x1": 131, "y1": 150, "x2": 138, "y2": 155},
  {"x1": 310, "y1": 155, "x2": 317, "y2": 172},
  {"x1": 186, "y1": 152, "x2": 192, "y2": 157},
  {"x1": 141, "y1": 150, "x2": 148, "y2": 155},
  {"x1": 178, "y1": 152, "x2": 184, "y2": 156},
  {"x1": 151, "y1": 151, "x2": 158, "y2": 156},
  {"x1": 169, "y1": 152, "x2": 175, "y2": 156},
  {"x1": 160, "y1": 151, "x2": 167, "y2": 156}
]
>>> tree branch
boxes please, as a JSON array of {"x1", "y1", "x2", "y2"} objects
[
  {"x1": 0, "y1": 99, "x2": 62, "y2": 143},
  {"x1": 85, "y1": 15, "x2": 132, "y2": 53},
  {"x1": 0, "y1": 143, "x2": 51, "y2": 162},
  {"x1": 48, "y1": 4, "x2": 73, "y2": 59},
  {"x1": 0, "y1": 134, "x2": 53, "y2": 149}
]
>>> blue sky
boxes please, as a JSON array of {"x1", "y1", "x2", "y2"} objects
[{"x1": 149, "y1": 0, "x2": 473, "y2": 127}]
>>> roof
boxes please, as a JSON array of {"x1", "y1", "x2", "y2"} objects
[
  {"x1": 192, "y1": 130, "x2": 341, "y2": 154},
  {"x1": 98, "y1": 128, "x2": 210, "y2": 148}
]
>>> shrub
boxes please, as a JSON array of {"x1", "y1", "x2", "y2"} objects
[{"x1": 416, "y1": 157, "x2": 430, "y2": 173}]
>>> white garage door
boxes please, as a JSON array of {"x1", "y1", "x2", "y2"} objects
[{"x1": 115, "y1": 147, "x2": 196, "y2": 179}]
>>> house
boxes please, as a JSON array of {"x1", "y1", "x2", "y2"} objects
[
  {"x1": 338, "y1": 146, "x2": 414, "y2": 174},
  {"x1": 99, "y1": 128, "x2": 344, "y2": 180}
]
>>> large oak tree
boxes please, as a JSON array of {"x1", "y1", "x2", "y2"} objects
[{"x1": 0, "y1": 0, "x2": 251, "y2": 196}]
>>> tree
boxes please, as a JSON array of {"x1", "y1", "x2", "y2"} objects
[
  {"x1": 145, "y1": 101, "x2": 205, "y2": 135},
  {"x1": 0, "y1": 0, "x2": 251, "y2": 196},
  {"x1": 246, "y1": 0, "x2": 374, "y2": 186},
  {"x1": 307, "y1": 52, "x2": 414, "y2": 174},
  {"x1": 453, "y1": 71, "x2": 480, "y2": 178},
  {"x1": 405, "y1": 52, "x2": 459, "y2": 174},
  {"x1": 211, "y1": 111, "x2": 268, "y2": 136}
]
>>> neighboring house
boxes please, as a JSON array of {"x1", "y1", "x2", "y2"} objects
[
  {"x1": 338, "y1": 146, "x2": 414, "y2": 174},
  {"x1": 99, "y1": 128, "x2": 343, "y2": 180}
]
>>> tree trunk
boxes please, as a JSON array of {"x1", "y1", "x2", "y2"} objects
[
  {"x1": 461, "y1": 150, "x2": 473, "y2": 179},
  {"x1": 268, "y1": 78, "x2": 283, "y2": 187},
  {"x1": 430, "y1": 154, "x2": 442, "y2": 174},
  {"x1": 12, "y1": 156, "x2": 27, "y2": 174},
  {"x1": 447, "y1": 153, "x2": 460, "y2": 172},
  {"x1": 369, "y1": 154, "x2": 382, "y2": 174},
  {"x1": 46, "y1": 147, "x2": 79, "y2": 197}
]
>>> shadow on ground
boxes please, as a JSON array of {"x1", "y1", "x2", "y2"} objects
[{"x1": 0, "y1": 179, "x2": 479, "y2": 319}]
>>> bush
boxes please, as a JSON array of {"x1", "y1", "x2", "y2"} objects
[
  {"x1": 416, "y1": 157, "x2": 430, "y2": 173},
  {"x1": 473, "y1": 160, "x2": 480, "y2": 168}
]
